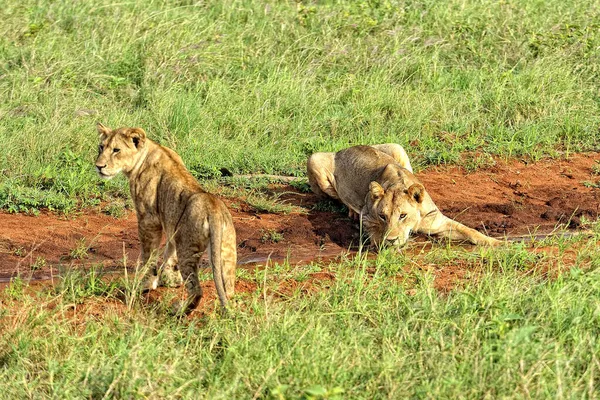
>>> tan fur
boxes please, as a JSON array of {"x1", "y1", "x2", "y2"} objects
[
  {"x1": 95, "y1": 123, "x2": 236, "y2": 314},
  {"x1": 307, "y1": 144, "x2": 501, "y2": 249}
]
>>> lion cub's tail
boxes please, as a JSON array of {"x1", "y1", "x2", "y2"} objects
[{"x1": 208, "y1": 209, "x2": 237, "y2": 309}]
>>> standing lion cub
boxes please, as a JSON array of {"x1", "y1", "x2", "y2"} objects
[
  {"x1": 307, "y1": 144, "x2": 500, "y2": 249},
  {"x1": 95, "y1": 123, "x2": 236, "y2": 314}
]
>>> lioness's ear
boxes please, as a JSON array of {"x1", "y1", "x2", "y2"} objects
[
  {"x1": 127, "y1": 127, "x2": 146, "y2": 148},
  {"x1": 369, "y1": 182, "x2": 385, "y2": 201},
  {"x1": 407, "y1": 183, "x2": 425, "y2": 204},
  {"x1": 96, "y1": 122, "x2": 111, "y2": 136}
]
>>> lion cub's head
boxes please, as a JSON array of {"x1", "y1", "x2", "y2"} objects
[
  {"x1": 95, "y1": 123, "x2": 147, "y2": 179},
  {"x1": 362, "y1": 180, "x2": 425, "y2": 249}
]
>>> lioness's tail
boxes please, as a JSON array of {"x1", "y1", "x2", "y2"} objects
[{"x1": 209, "y1": 208, "x2": 237, "y2": 308}]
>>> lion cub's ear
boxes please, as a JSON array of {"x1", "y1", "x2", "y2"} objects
[
  {"x1": 96, "y1": 122, "x2": 111, "y2": 136},
  {"x1": 126, "y1": 127, "x2": 147, "y2": 148},
  {"x1": 407, "y1": 183, "x2": 425, "y2": 204},
  {"x1": 369, "y1": 182, "x2": 385, "y2": 201}
]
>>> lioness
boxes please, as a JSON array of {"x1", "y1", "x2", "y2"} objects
[
  {"x1": 307, "y1": 144, "x2": 500, "y2": 248},
  {"x1": 95, "y1": 123, "x2": 236, "y2": 314}
]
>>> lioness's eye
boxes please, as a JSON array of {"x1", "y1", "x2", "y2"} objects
[
  {"x1": 399, "y1": 213, "x2": 407, "y2": 220},
  {"x1": 378, "y1": 212, "x2": 387, "y2": 221},
  {"x1": 98, "y1": 145, "x2": 104, "y2": 152},
  {"x1": 113, "y1": 148, "x2": 120, "y2": 154}
]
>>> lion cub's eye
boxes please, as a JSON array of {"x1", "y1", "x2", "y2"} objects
[
  {"x1": 113, "y1": 148, "x2": 120, "y2": 154},
  {"x1": 378, "y1": 212, "x2": 387, "y2": 221},
  {"x1": 399, "y1": 213, "x2": 407, "y2": 220},
  {"x1": 98, "y1": 145, "x2": 104, "y2": 152}
]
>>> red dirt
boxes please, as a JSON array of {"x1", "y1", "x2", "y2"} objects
[
  {"x1": 1, "y1": 153, "x2": 599, "y2": 291},
  {"x1": 420, "y1": 153, "x2": 600, "y2": 235}
]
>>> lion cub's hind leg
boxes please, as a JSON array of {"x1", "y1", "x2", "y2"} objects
[
  {"x1": 158, "y1": 240, "x2": 184, "y2": 288},
  {"x1": 170, "y1": 246, "x2": 203, "y2": 316},
  {"x1": 307, "y1": 152, "x2": 339, "y2": 200}
]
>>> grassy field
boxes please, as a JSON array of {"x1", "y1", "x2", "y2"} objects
[
  {"x1": 2, "y1": 0, "x2": 600, "y2": 398},
  {"x1": 1, "y1": 0, "x2": 600, "y2": 212},
  {"x1": 2, "y1": 225, "x2": 600, "y2": 398}
]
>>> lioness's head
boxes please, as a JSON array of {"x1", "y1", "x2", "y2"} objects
[
  {"x1": 362, "y1": 181, "x2": 425, "y2": 249},
  {"x1": 95, "y1": 123, "x2": 147, "y2": 179}
]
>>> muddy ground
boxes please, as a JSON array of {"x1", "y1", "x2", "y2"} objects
[{"x1": 1, "y1": 153, "x2": 599, "y2": 286}]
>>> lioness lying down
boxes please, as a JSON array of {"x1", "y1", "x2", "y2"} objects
[
  {"x1": 307, "y1": 144, "x2": 500, "y2": 249},
  {"x1": 95, "y1": 123, "x2": 236, "y2": 314}
]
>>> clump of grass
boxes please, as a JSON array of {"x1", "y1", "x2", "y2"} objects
[
  {"x1": 4, "y1": 276, "x2": 25, "y2": 300},
  {"x1": 12, "y1": 246, "x2": 25, "y2": 257},
  {"x1": 260, "y1": 229, "x2": 284, "y2": 244},
  {"x1": 246, "y1": 191, "x2": 306, "y2": 215},
  {"x1": 54, "y1": 265, "x2": 118, "y2": 304},
  {"x1": 0, "y1": 181, "x2": 76, "y2": 215},
  {"x1": 288, "y1": 178, "x2": 312, "y2": 193},
  {"x1": 102, "y1": 198, "x2": 127, "y2": 218},
  {"x1": 30, "y1": 256, "x2": 46, "y2": 271},
  {"x1": 582, "y1": 180, "x2": 600, "y2": 189},
  {"x1": 69, "y1": 238, "x2": 89, "y2": 260},
  {"x1": 462, "y1": 152, "x2": 497, "y2": 172},
  {"x1": 312, "y1": 199, "x2": 348, "y2": 214}
]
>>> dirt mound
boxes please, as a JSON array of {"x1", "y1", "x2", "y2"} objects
[{"x1": 0, "y1": 153, "x2": 598, "y2": 281}]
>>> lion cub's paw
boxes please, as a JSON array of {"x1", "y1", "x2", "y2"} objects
[
  {"x1": 169, "y1": 300, "x2": 187, "y2": 317},
  {"x1": 169, "y1": 299, "x2": 198, "y2": 317},
  {"x1": 140, "y1": 274, "x2": 159, "y2": 293}
]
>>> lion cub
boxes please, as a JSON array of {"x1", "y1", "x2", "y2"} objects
[
  {"x1": 307, "y1": 144, "x2": 501, "y2": 249},
  {"x1": 95, "y1": 123, "x2": 236, "y2": 314}
]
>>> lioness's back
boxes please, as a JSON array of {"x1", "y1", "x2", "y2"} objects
[{"x1": 334, "y1": 146, "x2": 398, "y2": 203}]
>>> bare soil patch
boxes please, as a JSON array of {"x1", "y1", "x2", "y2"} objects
[{"x1": 1, "y1": 153, "x2": 599, "y2": 286}]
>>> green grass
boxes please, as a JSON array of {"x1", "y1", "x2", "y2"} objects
[
  {"x1": 2, "y1": 227, "x2": 600, "y2": 398},
  {"x1": 1, "y1": 0, "x2": 600, "y2": 212}
]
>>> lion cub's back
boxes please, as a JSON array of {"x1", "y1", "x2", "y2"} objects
[{"x1": 152, "y1": 145, "x2": 234, "y2": 234}]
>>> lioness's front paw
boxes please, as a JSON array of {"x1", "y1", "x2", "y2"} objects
[
  {"x1": 140, "y1": 274, "x2": 159, "y2": 293},
  {"x1": 485, "y1": 237, "x2": 503, "y2": 246},
  {"x1": 159, "y1": 267, "x2": 184, "y2": 288}
]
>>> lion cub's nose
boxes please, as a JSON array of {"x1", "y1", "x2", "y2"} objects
[{"x1": 96, "y1": 163, "x2": 107, "y2": 170}]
